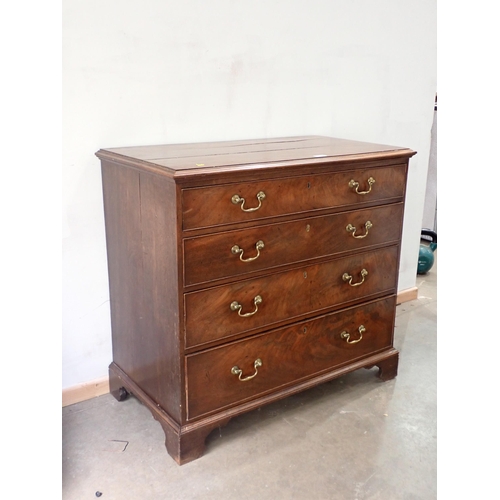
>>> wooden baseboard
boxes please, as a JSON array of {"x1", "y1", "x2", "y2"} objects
[
  {"x1": 63, "y1": 287, "x2": 419, "y2": 407},
  {"x1": 62, "y1": 376, "x2": 110, "y2": 407},
  {"x1": 396, "y1": 286, "x2": 418, "y2": 305}
]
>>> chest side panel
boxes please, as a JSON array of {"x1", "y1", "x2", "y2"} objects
[{"x1": 101, "y1": 161, "x2": 183, "y2": 421}]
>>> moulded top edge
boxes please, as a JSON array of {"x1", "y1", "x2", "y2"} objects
[
  {"x1": 98, "y1": 136, "x2": 414, "y2": 163},
  {"x1": 96, "y1": 137, "x2": 415, "y2": 178}
]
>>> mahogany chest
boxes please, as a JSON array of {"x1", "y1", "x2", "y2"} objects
[{"x1": 96, "y1": 136, "x2": 415, "y2": 464}]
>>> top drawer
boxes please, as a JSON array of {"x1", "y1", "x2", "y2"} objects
[{"x1": 182, "y1": 164, "x2": 407, "y2": 230}]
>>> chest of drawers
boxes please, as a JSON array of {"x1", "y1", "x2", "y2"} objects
[{"x1": 97, "y1": 136, "x2": 415, "y2": 465}]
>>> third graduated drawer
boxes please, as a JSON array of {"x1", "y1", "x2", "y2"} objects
[
  {"x1": 185, "y1": 295, "x2": 397, "y2": 420},
  {"x1": 184, "y1": 245, "x2": 399, "y2": 349},
  {"x1": 184, "y1": 203, "x2": 404, "y2": 287}
]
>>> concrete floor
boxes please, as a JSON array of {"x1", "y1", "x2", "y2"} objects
[{"x1": 62, "y1": 265, "x2": 436, "y2": 500}]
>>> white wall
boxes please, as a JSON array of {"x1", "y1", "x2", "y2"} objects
[{"x1": 62, "y1": 0, "x2": 436, "y2": 389}]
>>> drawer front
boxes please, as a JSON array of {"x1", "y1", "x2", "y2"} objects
[
  {"x1": 182, "y1": 165, "x2": 407, "y2": 230},
  {"x1": 184, "y1": 246, "x2": 398, "y2": 348},
  {"x1": 186, "y1": 296, "x2": 396, "y2": 419},
  {"x1": 184, "y1": 203, "x2": 404, "y2": 287}
]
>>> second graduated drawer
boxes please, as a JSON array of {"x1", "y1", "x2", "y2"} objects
[
  {"x1": 184, "y1": 245, "x2": 399, "y2": 348},
  {"x1": 183, "y1": 203, "x2": 404, "y2": 287},
  {"x1": 182, "y1": 164, "x2": 407, "y2": 230},
  {"x1": 186, "y1": 295, "x2": 396, "y2": 420}
]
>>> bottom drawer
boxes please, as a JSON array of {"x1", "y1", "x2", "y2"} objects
[{"x1": 186, "y1": 295, "x2": 396, "y2": 420}]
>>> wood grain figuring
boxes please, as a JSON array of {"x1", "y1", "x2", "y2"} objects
[
  {"x1": 183, "y1": 204, "x2": 404, "y2": 287},
  {"x1": 184, "y1": 246, "x2": 399, "y2": 349},
  {"x1": 97, "y1": 136, "x2": 415, "y2": 465},
  {"x1": 186, "y1": 296, "x2": 396, "y2": 419},
  {"x1": 182, "y1": 165, "x2": 407, "y2": 230}
]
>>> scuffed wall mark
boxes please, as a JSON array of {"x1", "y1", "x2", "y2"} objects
[
  {"x1": 78, "y1": 300, "x2": 110, "y2": 320},
  {"x1": 227, "y1": 56, "x2": 244, "y2": 109},
  {"x1": 230, "y1": 58, "x2": 243, "y2": 79}
]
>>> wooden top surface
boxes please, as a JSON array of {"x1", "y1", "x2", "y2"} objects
[{"x1": 96, "y1": 136, "x2": 415, "y2": 177}]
